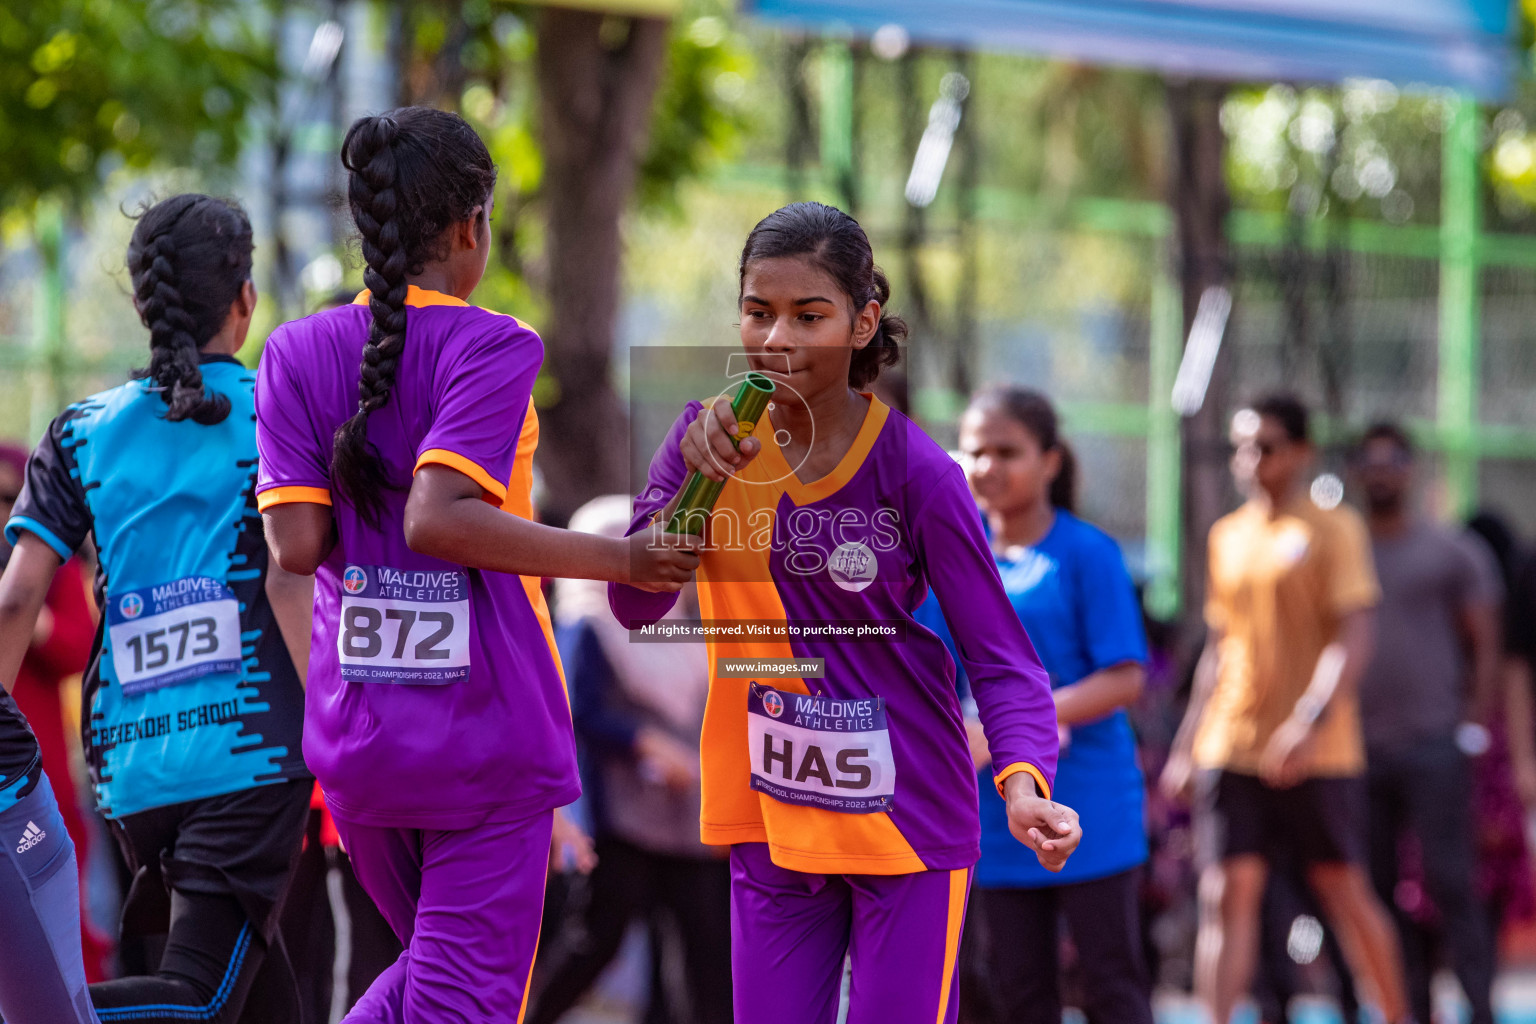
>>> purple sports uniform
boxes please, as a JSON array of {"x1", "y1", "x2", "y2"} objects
[
  {"x1": 611, "y1": 394, "x2": 1059, "y2": 1024},
  {"x1": 255, "y1": 286, "x2": 578, "y2": 1023}
]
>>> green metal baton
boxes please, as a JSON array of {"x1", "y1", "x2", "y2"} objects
[{"x1": 666, "y1": 372, "x2": 776, "y2": 535}]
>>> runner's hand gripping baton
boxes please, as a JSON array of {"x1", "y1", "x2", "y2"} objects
[{"x1": 666, "y1": 372, "x2": 775, "y2": 535}]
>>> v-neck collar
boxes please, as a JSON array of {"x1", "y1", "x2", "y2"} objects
[
  {"x1": 756, "y1": 393, "x2": 890, "y2": 506},
  {"x1": 352, "y1": 285, "x2": 469, "y2": 308}
]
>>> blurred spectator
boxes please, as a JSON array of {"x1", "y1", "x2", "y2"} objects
[
  {"x1": 1352, "y1": 423, "x2": 1500, "y2": 1024},
  {"x1": 0, "y1": 441, "x2": 113, "y2": 981},
  {"x1": 1252, "y1": 861, "x2": 1359, "y2": 1024},
  {"x1": 1463, "y1": 512, "x2": 1536, "y2": 936},
  {"x1": 1468, "y1": 511, "x2": 1536, "y2": 813},
  {"x1": 943, "y1": 388, "x2": 1154, "y2": 1024},
  {"x1": 527, "y1": 495, "x2": 731, "y2": 1024},
  {"x1": 1160, "y1": 394, "x2": 1410, "y2": 1024}
]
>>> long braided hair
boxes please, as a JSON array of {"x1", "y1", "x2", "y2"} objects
[
  {"x1": 332, "y1": 107, "x2": 497, "y2": 526},
  {"x1": 126, "y1": 194, "x2": 252, "y2": 425}
]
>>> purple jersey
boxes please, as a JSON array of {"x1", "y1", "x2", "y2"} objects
[
  {"x1": 255, "y1": 287, "x2": 578, "y2": 829},
  {"x1": 611, "y1": 395, "x2": 1057, "y2": 875}
]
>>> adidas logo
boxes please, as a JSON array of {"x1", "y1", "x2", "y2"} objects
[{"x1": 16, "y1": 821, "x2": 45, "y2": 854}]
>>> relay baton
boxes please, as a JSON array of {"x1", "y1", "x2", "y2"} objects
[{"x1": 665, "y1": 371, "x2": 775, "y2": 535}]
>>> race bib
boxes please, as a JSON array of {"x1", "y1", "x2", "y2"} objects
[
  {"x1": 337, "y1": 565, "x2": 471, "y2": 685},
  {"x1": 107, "y1": 577, "x2": 243, "y2": 696},
  {"x1": 747, "y1": 684, "x2": 895, "y2": 813}
]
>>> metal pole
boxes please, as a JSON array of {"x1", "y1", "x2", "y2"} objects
[
  {"x1": 30, "y1": 201, "x2": 67, "y2": 444},
  {"x1": 1438, "y1": 93, "x2": 1479, "y2": 516},
  {"x1": 1146, "y1": 262, "x2": 1183, "y2": 619}
]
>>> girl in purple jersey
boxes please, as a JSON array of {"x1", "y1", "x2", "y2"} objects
[
  {"x1": 611, "y1": 203, "x2": 1083, "y2": 1024},
  {"x1": 256, "y1": 107, "x2": 697, "y2": 1024}
]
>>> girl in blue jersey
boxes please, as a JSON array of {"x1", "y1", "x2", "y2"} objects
[
  {"x1": 0, "y1": 194, "x2": 313, "y2": 1024},
  {"x1": 955, "y1": 388, "x2": 1154, "y2": 1024}
]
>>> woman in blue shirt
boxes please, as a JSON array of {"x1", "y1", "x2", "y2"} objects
[{"x1": 955, "y1": 387, "x2": 1153, "y2": 1024}]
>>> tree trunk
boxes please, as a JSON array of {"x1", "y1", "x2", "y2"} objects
[
  {"x1": 784, "y1": 37, "x2": 814, "y2": 198},
  {"x1": 1167, "y1": 79, "x2": 1233, "y2": 619},
  {"x1": 534, "y1": 8, "x2": 670, "y2": 524}
]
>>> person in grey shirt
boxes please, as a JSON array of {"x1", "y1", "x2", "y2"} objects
[{"x1": 1353, "y1": 421, "x2": 1503, "y2": 1024}]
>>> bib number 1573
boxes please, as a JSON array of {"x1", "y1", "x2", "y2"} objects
[
  {"x1": 337, "y1": 564, "x2": 471, "y2": 684},
  {"x1": 107, "y1": 577, "x2": 243, "y2": 696}
]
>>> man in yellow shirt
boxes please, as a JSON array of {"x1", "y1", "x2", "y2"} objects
[{"x1": 1162, "y1": 394, "x2": 1410, "y2": 1024}]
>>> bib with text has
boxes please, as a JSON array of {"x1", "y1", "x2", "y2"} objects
[{"x1": 747, "y1": 683, "x2": 895, "y2": 813}]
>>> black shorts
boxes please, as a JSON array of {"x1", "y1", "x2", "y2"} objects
[
  {"x1": 1195, "y1": 769, "x2": 1366, "y2": 869},
  {"x1": 110, "y1": 778, "x2": 311, "y2": 940}
]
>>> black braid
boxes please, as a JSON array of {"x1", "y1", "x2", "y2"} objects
[
  {"x1": 127, "y1": 194, "x2": 252, "y2": 425},
  {"x1": 332, "y1": 115, "x2": 408, "y2": 527},
  {"x1": 331, "y1": 107, "x2": 497, "y2": 527}
]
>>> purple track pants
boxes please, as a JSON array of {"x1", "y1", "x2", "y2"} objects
[
  {"x1": 334, "y1": 809, "x2": 553, "y2": 1024},
  {"x1": 729, "y1": 842, "x2": 971, "y2": 1024}
]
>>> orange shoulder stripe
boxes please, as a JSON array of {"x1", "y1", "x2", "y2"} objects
[
  {"x1": 414, "y1": 449, "x2": 509, "y2": 505},
  {"x1": 256, "y1": 485, "x2": 332, "y2": 511}
]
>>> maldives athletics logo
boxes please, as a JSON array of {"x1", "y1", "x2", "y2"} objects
[
  {"x1": 761, "y1": 690, "x2": 785, "y2": 719},
  {"x1": 118, "y1": 593, "x2": 144, "y2": 620},
  {"x1": 342, "y1": 566, "x2": 369, "y2": 595}
]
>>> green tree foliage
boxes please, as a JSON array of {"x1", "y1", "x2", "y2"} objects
[
  {"x1": 1221, "y1": 81, "x2": 1447, "y2": 226},
  {"x1": 0, "y1": 0, "x2": 275, "y2": 214},
  {"x1": 637, "y1": 13, "x2": 749, "y2": 211},
  {"x1": 398, "y1": 0, "x2": 749, "y2": 298},
  {"x1": 384, "y1": 0, "x2": 747, "y2": 515}
]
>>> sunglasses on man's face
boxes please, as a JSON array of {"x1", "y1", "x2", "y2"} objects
[
  {"x1": 1353, "y1": 453, "x2": 1411, "y2": 471},
  {"x1": 1236, "y1": 439, "x2": 1286, "y2": 458}
]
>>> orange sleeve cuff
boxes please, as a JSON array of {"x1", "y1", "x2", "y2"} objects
[
  {"x1": 414, "y1": 449, "x2": 509, "y2": 505},
  {"x1": 993, "y1": 762, "x2": 1051, "y2": 801},
  {"x1": 257, "y1": 486, "x2": 333, "y2": 511}
]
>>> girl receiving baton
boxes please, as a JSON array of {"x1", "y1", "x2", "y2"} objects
[{"x1": 612, "y1": 202, "x2": 1081, "y2": 1024}]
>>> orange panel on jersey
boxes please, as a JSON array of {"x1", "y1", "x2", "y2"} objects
[
  {"x1": 498, "y1": 404, "x2": 565, "y2": 688},
  {"x1": 499, "y1": 403, "x2": 541, "y2": 520},
  {"x1": 693, "y1": 439, "x2": 923, "y2": 874}
]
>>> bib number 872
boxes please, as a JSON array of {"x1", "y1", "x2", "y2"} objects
[
  {"x1": 124, "y1": 617, "x2": 219, "y2": 673},
  {"x1": 341, "y1": 607, "x2": 455, "y2": 662}
]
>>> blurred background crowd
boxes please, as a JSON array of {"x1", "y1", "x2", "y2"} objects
[{"x1": 5, "y1": 0, "x2": 1536, "y2": 1021}]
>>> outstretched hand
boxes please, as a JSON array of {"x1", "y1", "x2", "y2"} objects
[{"x1": 625, "y1": 523, "x2": 702, "y2": 594}]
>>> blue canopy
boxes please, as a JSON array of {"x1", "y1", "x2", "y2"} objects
[{"x1": 748, "y1": 0, "x2": 1516, "y2": 97}]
